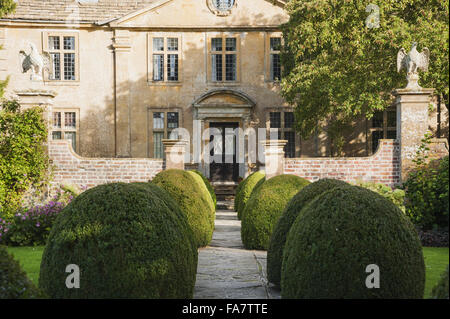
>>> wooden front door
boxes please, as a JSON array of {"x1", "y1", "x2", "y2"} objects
[{"x1": 209, "y1": 122, "x2": 239, "y2": 182}]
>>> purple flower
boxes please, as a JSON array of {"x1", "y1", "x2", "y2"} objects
[{"x1": 36, "y1": 222, "x2": 40, "y2": 227}]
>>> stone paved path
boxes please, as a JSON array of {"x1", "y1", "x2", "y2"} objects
[{"x1": 194, "y1": 208, "x2": 281, "y2": 299}]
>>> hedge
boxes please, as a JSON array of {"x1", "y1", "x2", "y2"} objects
[
  {"x1": 192, "y1": 170, "x2": 217, "y2": 208},
  {"x1": 234, "y1": 171, "x2": 265, "y2": 220},
  {"x1": 153, "y1": 169, "x2": 215, "y2": 247},
  {"x1": 281, "y1": 186, "x2": 425, "y2": 299},
  {"x1": 241, "y1": 174, "x2": 310, "y2": 250},
  {"x1": 39, "y1": 182, "x2": 198, "y2": 298},
  {"x1": 267, "y1": 178, "x2": 350, "y2": 286},
  {"x1": 0, "y1": 246, "x2": 44, "y2": 299},
  {"x1": 431, "y1": 265, "x2": 449, "y2": 299},
  {"x1": 403, "y1": 156, "x2": 449, "y2": 230}
]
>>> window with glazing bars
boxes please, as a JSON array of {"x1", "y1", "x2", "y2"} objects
[
  {"x1": 48, "y1": 35, "x2": 77, "y2": 81},
  {"x1": 151, "y1": 111, "x2": 180, "y2": 158},
  {"x1": 152, "y1": 37, "x2": 179, "y2": 82},
  {"x1": 270, "y1": 37, "x2": 282, "y2": 81},
  {"x1": 268, "y1": 111, "x2": 296, "y2": 157},
  {"x1": 211, "y1": 37, "x2": 237, "y2": 82},
  {"x1": 52, "y1": 110, "x2": 78, "y2": 151},
  {"x1": 284, "y1": 131, "x2": 296, "y2": 158},
  {"x1": 370, "y1": 108, "x2": 397, "y2": 154}
]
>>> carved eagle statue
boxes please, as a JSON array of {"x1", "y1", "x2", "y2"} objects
[
  {"x1": 19, "y1": 42, "x2": 53, "y2": 81},
  {"x1": 397, "y1": 42, "x2": 430, "y2": 89}
]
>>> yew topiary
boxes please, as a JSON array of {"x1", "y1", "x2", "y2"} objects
[
  {"x1": 235, "y1": 171, "x2": 265, "y2": 220},
  {"x1": 241, "y1": 174, "x2": 310, "y2": 250},
  {"x1": 431, "y1": 265, "x2": 449, "y2": 299},
  {"x1": 153, "y1": 169, "x2": 215, "y2": 247},
  {"x1": 39, "y1": 182, "x2": 198, "y2": 299},
  {"x1": 0, "y1": 246, "x2": 44, "y2": 299},
  {"x1": 192, "y1": 170, "x2": 217, "y2": 208},
  {"x1": 282, "y1": 186, "x2": 425, "y2": 299},
  {"x1": 267, "y1": 178, "x2": 351, "y2": 286}
]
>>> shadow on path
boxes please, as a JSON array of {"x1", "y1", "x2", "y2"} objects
[{"x1": 194, "y1": 205, "x2": 281, "y2": 299}]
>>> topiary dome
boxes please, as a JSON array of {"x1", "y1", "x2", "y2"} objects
[
  {"x1": 235, "y1": 171, "x2": 265, "y2": 220},
  {"x1": 267, "y1": 178, "x2": 351, "y2": 286},
  {"x1": 0, "y1": 246, "x2": 44, "y2": 299},
  {"x1": 153, "y1": 169, "x2": 215, "y2": 247},
  {"x1": 241, "y1": 174, "x2": 310, "y2": 250},
  {"x1": 281, "y1": 186, "x2": 425, "y2": 299},
  {"x1": 39, "y1": 182, "x2": 198, "y2": 298},
  {"x1": 192, "y1": 170, "x2": 217, "y2": 208},
  {"x1": 431, "y1": 265, "x2": 449, "y2": 299}
]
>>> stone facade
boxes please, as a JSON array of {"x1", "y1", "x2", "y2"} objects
[{"x1": 1, "y1": 0, "x2": 447, "y2": 183}]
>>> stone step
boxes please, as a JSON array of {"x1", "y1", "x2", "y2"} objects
[
  {"x1": 216, "y1": 200, "x2": 235, "y2": 210},
  {"x1": 213, "y1": 182, "x2": 238, "y2": 203},
  {"x1": 215, "y1": 188, "x2": 236, "y2": 194}
]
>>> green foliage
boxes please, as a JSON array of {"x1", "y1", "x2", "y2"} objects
[
  {"x1": 0, "y1": 245, "x2": 44, "y2": 299},
  {"x1": 241, "y1": 175, "x2": 310, "y2": 250},
  {"x1": 0, "y1": 100, "x2": 49, "y2": 219},
  {"x1": 235, "y1": 171, "x2": 265, "y2": 220},
  {"x1": 192, "y1": 170, "x2": 217, "y2": 208},
  {"x1": 187, "y1": 170, "x2": 216, "y2": 229},
  {"x1": 282, "y1": 0, "x2": 449, "y2": 139},
  {"x1": 268, "y1": 178, "x2": 350, "y2": 286},
  {"x1": 355, "y1": 181, "x2": 406, "y2": 213},
  {"x1": 403, "y1": 155, "x2": 449, "y2": 230},
  {"x1": 0, "y1": 0, "x2": 15, "y2": 18},
  {"x1": 281, "y1": 186, "x2": 425, "y2": 299},
  {"x1": 413, "y1": 131, "x2": 434, "y2": 167},
  {"x1": 39, "y1": 182, "x2": 198, "y2": 298},
  {"x1": 152, "y1": 169, "x2": 215, "y2": 247},
  {"x1": 0, "y1": 0, "x2": 16, "y2": 111},
  {"x1": 431, "y1": 265, "x2": 449, "y2": 299},
  {"x1": 0, "y1": 186, "x2": 77, "y2": 246}
]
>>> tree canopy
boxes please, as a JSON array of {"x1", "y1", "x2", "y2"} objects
[{"x1": 281, "y1": 0, "x2": 449, "y2": 139}]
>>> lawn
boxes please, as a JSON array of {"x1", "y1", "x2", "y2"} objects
[
  {"x1": 423, "y1": 247, "x2": 449, "y2": 298},
  {"x1": 6, "y1": 246, "x2": 449, "y2": 298},
  {"x1": 7, "y1": 246, "x2": 45, "y2": 287}
]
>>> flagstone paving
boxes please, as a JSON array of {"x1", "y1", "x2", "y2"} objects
[{"x1": 194, "y1": 208, "x2": 281, "y2": 299}]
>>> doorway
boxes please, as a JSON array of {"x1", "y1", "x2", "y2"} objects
[{"x1": 209, "y1": 122, "x2": 239, "y2": 182}]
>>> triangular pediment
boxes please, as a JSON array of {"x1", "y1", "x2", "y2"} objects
[{"x1": 109, "y1": 0, "x2": 288, "y2": 28}]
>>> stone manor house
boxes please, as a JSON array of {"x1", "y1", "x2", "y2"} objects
[{"x1": 0, "y1": 0, "x2": 447, "y2": 182}]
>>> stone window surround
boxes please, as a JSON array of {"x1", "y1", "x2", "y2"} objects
[
  {"x1": 264, "y1": 31, "x2": 283, "y2": 83},
  {"x1": 147, "y1": 33, "x2": 183, "y2": 86},
  {"x1": 265, "y1": 107, "x2": 299, "y2": 158},
  {"x1": 51, "y1": 108, "x2": 80, "y2": 153},
  {"x1": 206, "y1": 32, "x2": 241, "y2": 84},
  {"x1": 147, "y1": 107, "x2": 183, "y2": 158},
  {"x1": 42, "y1": 31, "x2": 80, "y2": 84}
]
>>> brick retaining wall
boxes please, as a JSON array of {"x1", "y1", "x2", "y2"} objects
[
  {"x1": 284, "y1": 139, "x2": 401, "y2": 187},
  {"x1": 49, "y1": 140, "x2": 164, "y2": 190}
]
